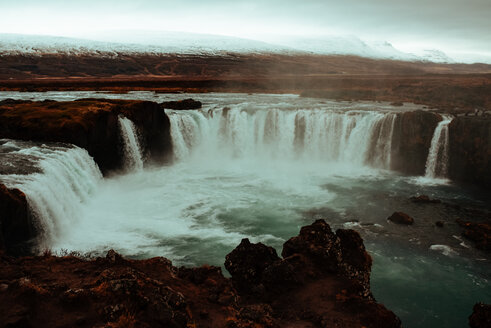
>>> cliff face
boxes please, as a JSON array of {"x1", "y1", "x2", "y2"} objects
[
  {"x1": 448, "y1": 116, "x2": 491, "y2": 188},
  {"x1": 390, "y1": 111, "x2": 441, "y2": 175},
  {"x1": 0, "y1": 99, "x2": 173, "y2": 174},
  {"x1": 0, "y1": 220, "x2": 401, "y2": 328},
  {"x1": 0, "y1": 184, "x2": 35, "y2": 255}
]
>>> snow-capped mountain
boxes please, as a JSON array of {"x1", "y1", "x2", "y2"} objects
[
  {"x1": 417, "y1": 49, "x2": 455, "y2": 63},
  {"x1": 0, "y1": 33, "x2": 298, "y2": 56},
  {"x1": 0, "y1": 32, "x2": 455, "y2": 63},
  {"x1": 265, "y1": 36, "x2": 420, "y2": 61}
]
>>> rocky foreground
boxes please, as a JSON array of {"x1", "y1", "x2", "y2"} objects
[{"x1": 0, "y1": 220, "x2": 401, "y2": 328}]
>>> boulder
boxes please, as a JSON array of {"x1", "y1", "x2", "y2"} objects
[
  {"x1": 387, "y1": 212, "x2": 415, "y2": 225},
  {"x1": 456, "y1": 219, "x2": 491, "y2": 251},
  {"x1": 469, "y1": 303, "x2": 491, "y2": 328}
]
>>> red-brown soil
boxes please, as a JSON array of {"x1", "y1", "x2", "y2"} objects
[{"x1": 1, "y1": 54, "x2": 490, "y2": 113}]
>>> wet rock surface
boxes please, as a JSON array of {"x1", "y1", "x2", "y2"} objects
[
  {"x1": 0, "y1": 184, "x2": 35, "y2": 255},
  {"x1": 0, "y1": 220, "x2": 401, "y2": 328},
  {"x1": 391, "y1": 111, "x2": 441, "y2": 175},
  {"x1": 448, "y1": 116, "x2": 491, "y2": 188},
  {"x1": 387, "y1": 212, "x2": 415, "y2": 225}
]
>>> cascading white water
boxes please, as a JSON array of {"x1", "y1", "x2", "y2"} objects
[
  {"x1": 118, "y1": 116, "x2": 144, "y2": 171},
  {"x1": 0, "y1": 141, "x2": 102, "y2": 249},
  {"x1": 168, "y1": 106, "x2": 398, "y2": 169},
  {"x1": 425, "y1": 115, "x2": 453, "y2": 178}
]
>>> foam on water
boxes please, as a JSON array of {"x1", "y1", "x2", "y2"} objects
[{"x1": 429, "y1": 244, "x2": 459, "y2": 257}]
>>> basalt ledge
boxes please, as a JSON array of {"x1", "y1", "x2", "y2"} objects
[{"x1": 0, "y1": 99, "x2": 173, "y2": 174}]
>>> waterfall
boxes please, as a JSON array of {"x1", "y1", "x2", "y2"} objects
[
  {"x1": 425, "y1": 115, "x2": 453, "y2": 178},
  {"x1": 167, "y1": 106, "x2": 398, "y2": 169},
  {"x1": 0, "y1": 141, "x2": 102, "y2": 249},
  {"x1": 118, "y1": 116, "x2": 144, "y2": 171}
]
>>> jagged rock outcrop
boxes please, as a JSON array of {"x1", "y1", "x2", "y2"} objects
[
  {"x1": 391, "y1": 111, "x2": 441, "y2": 175},
  {"x1": 161, "y1": 98, "x2": 202, "y2": 110},
  {"x1": 0, "y1": 184, "x2": 35, "y2": 255},
  {"x1": 225, "y1": 219, "x2": 400, "y2": 327},
  {"x1": 0, "y1": 99, "x2": 172, "y2": 174},
  {"x1": 469, "y1": 303, "x2": 491, "y2": 328},
  {"x1": 448, "y1": 116, "x2": 491, "y2": 188},
  {"x1": 0, "y1": 220, "x2": 401, "y2": 328}
]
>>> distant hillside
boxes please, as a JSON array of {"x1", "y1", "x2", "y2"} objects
[
  {"x1": 0, "y1": 32, "x2": 456, "y2": 63},
  {"x1": 1, "y1": 52, "x2": 491, "y2": 82}
]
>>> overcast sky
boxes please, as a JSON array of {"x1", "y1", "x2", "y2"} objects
[{"x1": 1, "y1": 0, "x2": 490, "y2": 62}]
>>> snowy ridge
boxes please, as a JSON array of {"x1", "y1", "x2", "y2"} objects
[
  {"x1": 0, "y1": 32, "x2": 454, "y2": 63},
  {"x1": 0, "y1": 33, "x2": 299, "y2": 57}
]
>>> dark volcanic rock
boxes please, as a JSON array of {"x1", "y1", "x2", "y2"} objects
[
  {"x1": 161, "y1": 98, "x2": 202, "y2": 110},
  {"x1": 336, "y1": 229, "x2": 373, "y2": 294},
  {"x1": 391, "y1": 111, "x2": 441, "y2": 175},
  {"x1": 457, "y1": 219, "x2": 491, "y2": 251},
  {"x1": 0, "y1": 184, "x2": 36, "y2": 255},
  {"x1": 469, "y1": 303, "x2": 491, "y2": 328},
  {"x1": 387, "y1": 212, "x2": 415, "y2": 225},
  {"x1": 224, "y1": 238, "x2": 280, "y2": 292},
  {"x1": 225, "y1": 219, "x2": 401, "y2": 327},
  {"x1": 410, "y1": 195, "x2": 441, "y2": 204},
  {"x1": 0, "y1": 222, "x2": 401, "y2": 328},
  {"x1": 282, "y1": 219, "x2": 342, "y2": 272},
  {"x1": 448, "y1": 116, "x2": 491, "y2": 188},
  {"x1": 0, "y1": 99, "x2": 173, "y2": 174}
]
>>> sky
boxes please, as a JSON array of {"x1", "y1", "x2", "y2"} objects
[{"x1": 1, "y1": 0, "x2": 490, "y2": 62}]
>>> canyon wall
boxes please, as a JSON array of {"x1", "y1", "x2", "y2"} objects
[
  {"x1": 448, "y1": 116, "x2": 491, "y2": 188},
  {"x1": 391, "y1": 111, "x2": 442, "y2": 175}
]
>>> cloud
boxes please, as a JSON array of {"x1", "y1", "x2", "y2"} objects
[{"x1": 1, "y1": 0, "x2": 490, "y2": 61}]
